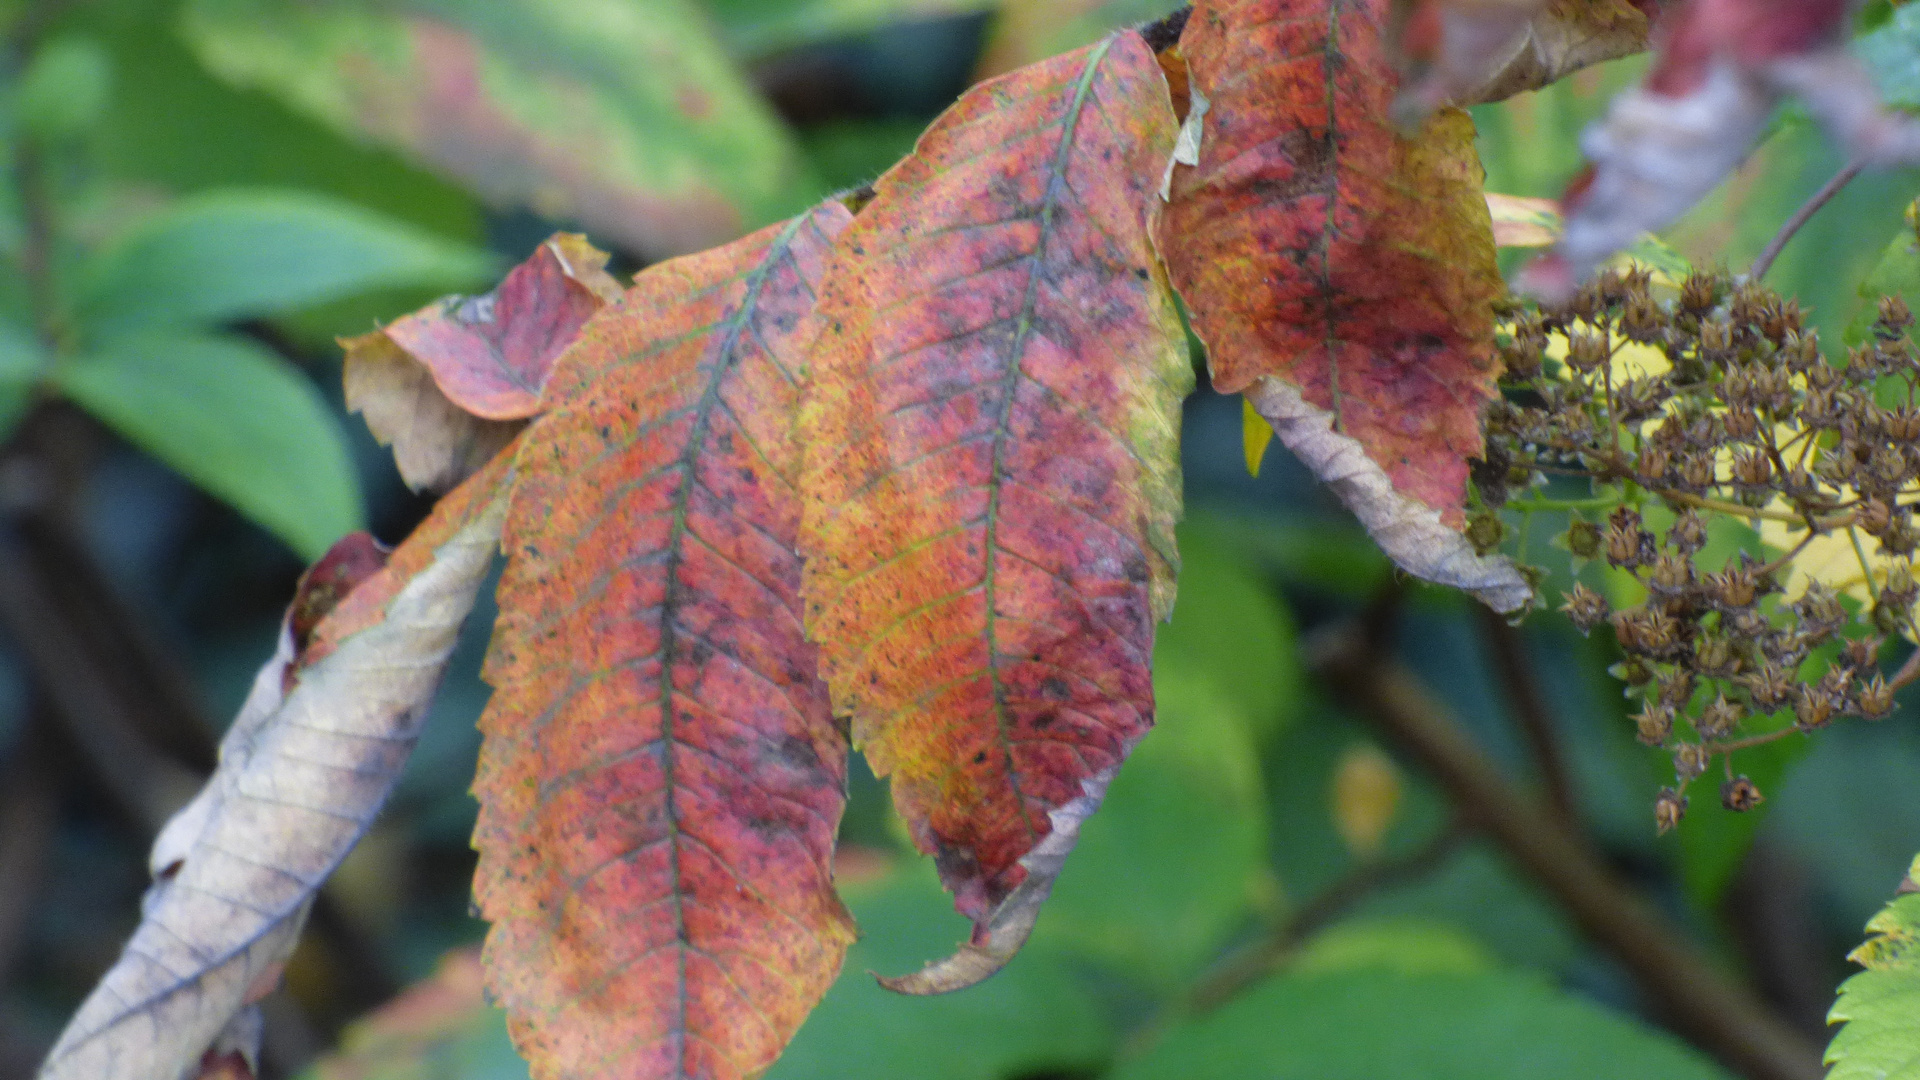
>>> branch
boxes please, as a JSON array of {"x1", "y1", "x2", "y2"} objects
[
  {"x1": 1475, "y1": 607, "x2": 1578, "y2": 828},
  {"x1": 1311, "y1": 626, "x2": 1825, "y2": 1080},
  {"x1": 1750, "y1": 158, "x2": 1865, "y2": 282}
]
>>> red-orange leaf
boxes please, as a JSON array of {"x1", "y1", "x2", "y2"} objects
[
  {"x1": 799, "y1": 30, "x2": 1190, "y2": 992},
  {"x1": 1158, "y1": 0, "x2": 1527, "y2": 611},
  {"x1": 472, "y1": 204, "x2": 855, "y2": 1080}
]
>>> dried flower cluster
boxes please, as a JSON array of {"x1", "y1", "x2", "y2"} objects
[{"x1": 1476, "y1": 267, "x2": 1920, "y2": 832}]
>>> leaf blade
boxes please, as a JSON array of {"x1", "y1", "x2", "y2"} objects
[
  {"x1": 472, "y1": 204, "x2": 857, "y2": 1080},
  {"x1": 798, "y1": 29, "x2": 1191, "y2": 991},
  {"x1": 57, "y1": 332, "x2": 364, "y2": 560}
]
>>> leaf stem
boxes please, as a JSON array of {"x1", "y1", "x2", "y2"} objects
[{"x1": 1749, "y1": 159, "x2": 1866, "y2": 282}]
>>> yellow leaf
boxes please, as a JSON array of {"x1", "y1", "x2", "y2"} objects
[{"x1": 1244, "y1": 395, "x2": 1274, "y2": 476}]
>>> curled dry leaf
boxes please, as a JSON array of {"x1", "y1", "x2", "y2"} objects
[
  {"x1": 38, "y1": 454, "x2": 513, "y2": 1080},
  {"x1": 1539, "y1": 0, "x2": 1920, "y2": 292},
  {"x1": 343, "y1": 233, "x2": 620, "y2": 493},
  {"x1": 1159, "y1": 0, "x2": 1529, "y2": 611},
  {"x1": 472, "y1": 204, "x2": 856, "y2": 1080},
  {"x1": 1392, "y1": 0, "x2": 1652, "y2": 115},
  {"x1": 799, "y1": 29, "x2": 1190, "y2": 993}
]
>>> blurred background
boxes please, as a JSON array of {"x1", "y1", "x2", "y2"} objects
[{"x1": 3, "y1": 1, "x2": 1920, "y2": 1078}]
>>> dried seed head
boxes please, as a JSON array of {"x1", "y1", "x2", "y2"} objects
[
  {"x1": 1694, "y1": 635, "x2": 1740, "y2": 678},
  {"x1": 1794, "y1": 684, "x2": 1835, "y2": 729},
  {"x1": 1878, "y1": 294, "x2": 1914, "y2": 335},
  {"x1": 1732, "y1": 449, "x2": 1772, "y2": 487},
  {"x1": 1615, "y1": 608, "x2": 1684, "y2": 658},
  {"x1": 1860, "y1": 497, "x2": 1894, "y2": 537},
  {"x1": 1649, "y1": 553, "x2": 1694, "y2": 594},
  {"x1": 1858, "y1": 675, "x2": 1896, "y2": 719},
  {"x1": 1656, "y1": 668, "x2": 1696, "y2": 708},
  {"x1": 1742, "y1": 662, "x2": 1795, "y2": 710},
  {"x1": 1621, "y1": 294, "x2": 1665, "y2": 343},
  {"x1": 1720, "y1": 775, "x2": 1764, "y2": 812},
  {"x1": 1674, "y1": 741, "x2": 1712, "y2": 780},
  {"x1": 1679, "y1": 272, "x2": 1722, "y2": 315},
  {"x1": 1696, "y1": 694, "x2": 1742, "y2": 739},
  {"x1": 1561, "y1": 584, "x2": 1609, "y2": 633},
  {"x1": 1634, "y1": 702, "x2": 1675, "y2": 745},
  {"x1": 1466, "y1": 511, "x2": 1504, "y2": 555},
  {"x1": 1567, "y1": 330, "x2": 1610, "y2": 373},
  {"x1": 1724, "y1": 407, "x2": 1759, "y2": 440},
  {"x1": 1709, "y1": 566, "x2": 1758, "y2": 610},
  {"x1": 1655, "y1": 787, "x2": 1689, "y2": 834},
  {"x1": 1667, "y1": 511, "x2": 1707, "y2": 554},
  {"x1": 1840, "y1": 636, "x2": 1882, "y2": 672}
]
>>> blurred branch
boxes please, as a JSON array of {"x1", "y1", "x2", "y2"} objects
[
  {"x1": 1750, "y1": 158, "x2": 1864, "y2": 282},
  {"x1": 1184, "y1": 820, "x2": 1469, "y2": 1015},
  {"x1": 1310, "y1": 623, "x2": 1824, "y2": 1080},
  {"x1": 0, "y1": 714, "x2": 58, "y2": 982},
  {"x1": 1474, "y1": 606, "x2": 1577, "y2": 828}
]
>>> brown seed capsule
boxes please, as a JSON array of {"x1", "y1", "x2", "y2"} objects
[
  {"x1": 1695, "y1": 694, "x2": 1742, "y2": 739},
  {"x1": 1710, "y1": 567, "x2": 1758, "y2": 610},
  {"x1": 1674, "y1": 742, "x2": 1712, "y2": 780},
  {"x1": 1634, "y1": 703, "x2": 1676, "y2": 746},
  {"x1": 1721, "y1": 775, "x2": 1764, "y2": 812},
  {"x1": 1680, "y1": 272, "x2": 1722, "y2": 316},
  {"x1": 1700, "y1": 318, "x2": 1734, "y2": 354},
  {"x1": 1567, "y1": 330, "x2": 1611, "y2": 373},
  {"x1": 1615, "y1": 608, "x2": 1683, "y2": 657},
  {"x1": 1466, "y1": 511, "x2": 1504, "y2": 555},
  {"x1": 1649, "y1": 553, "x2": 1694, "y2": 594},
  {"x1": 1887, "y1": 406, "x2": 1920, "y2": 442},
  {"x1": 1561, "y1": 584, "x2": 1609, "y2": 633},
  {"x1": 1723, "y1": 407, "x2": 1759, "y2": 440},
  {"x1": 1732, "y1": 450, "x2": 1772, "y2": 487},
  {"x1": 1695, "y1": 636, "x2": 1740, "y2": 678},
  {"x1": 1606, "y1": 524, "x2": 1646, "y2": 569},
  {"x1": 1656, "y1": 669, "x2": 1696, "y2": 708},
  {"x1": 1878, "y1": 295, "x2": 1914, "y2": 335},
  {"x1": 1667, "y1": 511, "x2": 1707, "y2": 554},
  {"x1": 1858, "y1": 675, "x2": 1896, "y2": 719},
  {"x1": 1655, "y1": 787, "x2": 1689, "y2": 834},
  {"x1": 1860, "y1": 497, "x2": 1894, "y2": 537},
  {"x1": 1637, "y1": 446, "x2": 1672, "y2": 485},
  {"x1": 1794, "y1": 685, "x2": 1835, "y2": 729},
  {"x1": 1621, "y1": 294, "x2": 1665, "y2": 343},
  {"x1": 1841, "y1": 636, "x2": 1882, "y2": 671},
  {"x1": 1678, "y1": 454, "x2": 1718, "y2": 490},
  {"x1": 1742, "y1": 662, "x2": 1795, "y2": 710}
]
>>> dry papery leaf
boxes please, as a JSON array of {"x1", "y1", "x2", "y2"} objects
[
  {"x1": 343, "y1": 233, "x2": 619, "y2": 493},
  {"x1": 1393, "y1": 0, "x2": 1653, "y2": 116},
  {"x1": 38, "y1": 454, "x2": 512, "y2": 1080}
]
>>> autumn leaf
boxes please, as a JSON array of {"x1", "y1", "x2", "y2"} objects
[
  {"x1": 343, "y1": 234, "x2": 620, "y2": 493},
  {"x1": 799, "y1": 29, "x2": 1191, "y2": 993},
  {"x1": 1535, "y1": 0, "x2": 1920, "y2": 292},
  {"x1": 1391, "y1": 0, "x2": 1652, "y2": 115},
  {"x1": 38, "y1": 453, "x2": 513, "y2": 1080},
  {"x1": 1159, "y1": 0, "x2": 1529, "y2": 611},
  {"x1": 471, "y1": 203, "x2": 856, "y2": 1080},
  {"x1": 180, "y1": 0, "x2": 814, "y2": 260}
]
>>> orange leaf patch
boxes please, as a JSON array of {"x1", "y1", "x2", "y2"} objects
[
  {"x1": 799, "y1": 30, "x2": 1191, "y2": 992},
  {"x1": 1160, "y1": 0, "x2": 1504, "y2": 525},
  {"x1": 472, "y1": 205, "x2": 856, "y2": 1080}
]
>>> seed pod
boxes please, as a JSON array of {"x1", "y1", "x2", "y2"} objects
[
  {"x1": 1634, "y1": 703, "x2": 1675, "y2": 746},
  {"x1": 1720, "y1": 775, "x2": 1764, "y2": 812},
  {"x1": 1674, "y1": 742, "x2": 1712, "y2": 780},
  {"x1": 1466, "y1": 511, "x2": 1504, "y2": 555},
  {"x1": 1840, "y1": 636, "x2": 1883, "y2": 672},
  {"x1": 1860, "y1": 498, "x2": 1894, "y2": 537},
  {"x1": 1694, "y1": 636, "x2": 1740, "y2": 678},
  {"x1": 1667, "y1": 511, "x2": 1707, "y2": 555},
  {"x1": 1678, "y1": 454, "x2": 1717, "y2": 490},
  {"x1": 1878, "y1": 295, "x2": 1914, "y2": 335},
  {"x1": 1733, "y1": 450, "x2": 1772, "y2": 486},
  {"x1": 1695, "y1": 694, "x2": 1742, "y2": 739},
  {"x1": 1858, "y1": 675, "x2": 1896, "y2": 719},
  {"x1": 1649, "y1": 554, "x2": 1694, "y2": 594},
  {"x1": 1656, "y1": 669, "x2": 1695, "y2": 708},
  {"x1": 1655, "y1": 787, "x2": 1689, "y2": 834},
  {"x1": 1723, "y1": 407, "x2": 1759, "y2": 439},
  {"x1": 1637, "y1": 446, "x2": 1672, "y2": 485},
  {"x1": 1794, "y1": 685, "x2": 1835, "y2": 729},
  {"x1": 1564, "y1": 519, "x2": 1602, "y2": 560},
  {"x1": 1567, "y1": 330, "x2": 1610, "y2": 373},
  {"x1": 1560, "y1": 584, "x2": 1609, "y2": 633},
  {"x1": 1679, "y1": 273, "x2": 1722, "y2": 316}
]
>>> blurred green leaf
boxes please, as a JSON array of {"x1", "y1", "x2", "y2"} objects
[
  {"x1": 976, "y1": 0, "x2": 1179, "y2": 76},
  {"x1": 180, "y1": 0, "x2": 818, "y2": 258},
  {"x1": 702, "y1": 0, "x2": 993, "y2": 57},
  {"x1": 295, "y1": 950, "x2": 528, "y2": 1080},
  {"x1": 768, "y1": 863, "x2": 1115, "y2": 1080},
  {"x1": 1847, "y1": 224, "x2": 1920, "y2": 345},
  {"x1": 1156, "y1": 515, "x2": 1300, "y2": 742},
  {"x1": 0, "y1": 316, "x2": 45, "y2": 440},
  {"x1": 798, "y1": 118, "x2": 925, "y2": 194},
  {"x1": 76, "y1": 189, "x2": 493, "y2": 336},
  {"x1": 16, "y1": 35, "x2": 113, "y2": 141},
  {"x1": 1860, "y1": 4, "x2": 1920, "y2": 111},
  {"x1": 56, "y1": 332, "x2": 363, "y2": 559},
  {"x1": 1290, "y1": 917, "x2": 1497, "y2": 978},
  {"x1": 1031, "y1": 660, "x2": 1273, "y2": 989},
  {"x1": 1114, "y1": 971, "x2": 1731, "y2": 1080},
  {"x1": 1826, "y1": 866, "x2": 1920, "y2": 1080}
]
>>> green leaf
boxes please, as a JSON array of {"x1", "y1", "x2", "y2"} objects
[
  {"x1": 0, "y1": 316, "x2": 48, "y2": 441},
  {"x1": 1860, "y1": 5, "x2": 1920, "y2": 111},
  {"x1": 55, "y1": 332, "x2": 363, "y2": 560},
  {"x1": 1114, "y1": 971, "x2": 1731, "y2": 1080},
  {"x1": 766, "y1": 863, "x2": 1114, "y2": 1080},
  {"x1": 1157, "y1": 514, "x2": 1300, "y2": 741},
  {"x1": 1848, "y1": 224, "x2": 1920, "y2": 346},
  {"x1": 16, "y1": 35, "x2": 113, "y2": 141},
  {"x1": 75, "y1": 189, "x2": 493, "y2": 336},
  {"x1": 1827, "y1": 861, "x2": 1920, "y2": 1080},
  {"x1": 701, "y1": 0, "x2": 994, "y2": 57},
  {"x1": 1290, "y1": 918, "x2": 1497, "y2": 978},
  {"x1": 180, "y1": 0, "x2": 819, "y2": 258},
  {"x1": 1030, "y1": 660, "x2": 1273, "y2": 989}
]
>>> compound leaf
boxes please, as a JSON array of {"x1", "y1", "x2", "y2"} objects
[
  {"x1": 472, "y1": 203, "x2": 856, "y2": 1080},
  {"x1": 1827, "y1": 859, "x2": 1920, "y2": 1080},
  {"x1": 798, "y1": 28, "x2": 1190, "y2": 992}
]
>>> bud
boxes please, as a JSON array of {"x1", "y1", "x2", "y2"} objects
[
  {"x1": 1561, "y1": 584, "x2": 1609, "y2": 633},
  {"x1": 1720, "y1": 775, "x2": 1764, "y2": 812},
  {"x1": 1655, "y1": 787, "x2": 1689, "y2": 834},
  {"x1": 1466, "y1": 511, "x2": 1504, "y2": 555},
  {"x1": 1674, "y1": 742, "x2": 1712, "y2": 780},
  {"x1": 1858, "y1": 675, "x2": 1896, "y2": 719}
]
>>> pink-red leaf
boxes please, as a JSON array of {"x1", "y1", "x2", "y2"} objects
[
  {"x1": 798, "y1": 30, "x2": 1191, "y2": 992},
  {"x1": 1158, "y1": 0, "x2": 1527, "y2": 610},
  {"x1": 343, "y1": 234, "x2": 619, "y2": 492},
  {"x1": 471, "y1": 205, "x2": 855, "y2": 1080}
]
